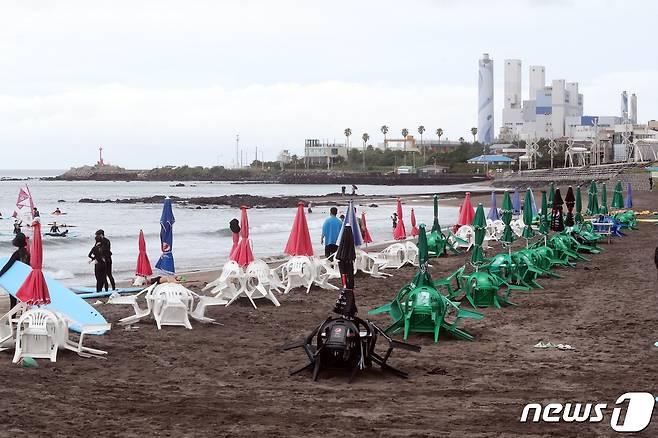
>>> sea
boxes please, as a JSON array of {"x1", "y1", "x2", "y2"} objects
[{"x1": 0, "y1": 169, "x2": 493, "y2": 287}]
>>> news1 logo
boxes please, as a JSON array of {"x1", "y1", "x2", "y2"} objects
[{"x1": 520, "y1": 392, "x2": 656, "y2": 432}]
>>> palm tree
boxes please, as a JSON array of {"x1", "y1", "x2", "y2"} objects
[
  {"x1": 470, "y1": 127, "x2": 477, "y2": 144},
  {"x1": 362, "y1": 133, "x2": 369, "y2": 171},
  {"x1": 401, "y1": 128, "x2": 409, "y2": 165},
  {"x1": 418, "y1": 125, "x2": 426, "y2": 165},
  {"x1": 458, "y1": 136, "x2": 465, "y2": 144},
  {"x1": 436, "y1": 128, "x2": 443, "y2": 144},
  {"x1": 380, "y1": 125, "x2": 389, "y2": 150},
  {"x1": 344, "y1": 128, "x2": 352, "y2": 149}
]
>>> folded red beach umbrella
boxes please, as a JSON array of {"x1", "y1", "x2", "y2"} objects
[
  {"x1": 230, "y1": 206, "x2": 255, "y2": 267},
  {"x1": 393, "y1": 198, "x2": 407, "y2": 240},
  {"x1": 285, "y1": 202, "x2": 314, "y2": 257},
  {"x1": 136, "y1": 229, "x2": 153, "y2": 277},
  {"x1": 16, "y1": 219, "x2": 50, "y2": 306},
  {"x1": 410, "y1": 208, "x2": 419, "y2": 237},
  {"x1": 361, "y1": 212, "x2": 373, "y2": 244},
  {"x1": 457, "y1": 192, "x2": 475, "y2": 227}
]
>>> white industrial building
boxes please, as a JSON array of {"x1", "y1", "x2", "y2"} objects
[{"x1": 478, "y1": 53, "x2": 494, "y2": 144}]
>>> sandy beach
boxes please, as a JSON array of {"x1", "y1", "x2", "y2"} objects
[{"x1": 0, "y1": 190, "x2": 656, "y2": 437}]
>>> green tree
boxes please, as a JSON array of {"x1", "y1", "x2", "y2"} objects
[
  {"x1": 418, "y1": 125, "x2": 426, "y2": 164},
  {"x1": 401, "y1": 128, "x2": 409, "y2": 165},
  {"x1": 470, "y1": 127, "x2": 478, "y2": 143},
  {"x1": 361, "y1": 132, "x2": 370, "y2": 171},
  {"x1": 381, "y1": 125, "x2": 389, "y2": 150},
  {"x1": 344, "y1": 128, "x2": 352, "y2": 149}
]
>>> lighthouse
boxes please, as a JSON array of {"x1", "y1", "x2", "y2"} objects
[{"x1": 98, "y1": 146, "x2": 105, "y2": 167}]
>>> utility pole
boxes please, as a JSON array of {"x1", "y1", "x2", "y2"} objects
[{"x1": 235, "y1": 134, "x2": 240, "y2": 168}]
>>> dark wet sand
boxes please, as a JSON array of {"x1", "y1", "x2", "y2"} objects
[{"x1": 0, "y1": 192, "x2": 657, "y2": 437}]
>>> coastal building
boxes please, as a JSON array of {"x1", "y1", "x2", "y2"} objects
[
  {"x1": 417, "y1": 164, "x2": 450, "y2": 175},
  {"x1": 478, "y1": 53, "x2": 494, "y2": 144},
  {"x1": 303, "y1": 139, "x2": 348, "y2": 166},
  {"x1": 376, "y1": 138, "x2": 460, "y2": 153},
  {"x1": 277, "y1": 149, "x2": 292, "y2": 165}
]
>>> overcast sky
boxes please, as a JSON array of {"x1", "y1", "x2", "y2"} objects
[{"x1": 1, "y1": 0, "x2": 656, "y2": 169}]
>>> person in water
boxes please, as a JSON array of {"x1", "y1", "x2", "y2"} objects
[
  {"x1": 88, "y1": 235, "x2": 108, "y2": 292},
  {"x1": 52, "y1": 208, "x2": 62, "y2": 215},
  {"x1": 0, "y1": 233, "x2": 31, "y2": 309},
  {"x1": 391, "y1": 212, "x2": 398, "y2": 229},
  {"x1": 50, "y1": 222, "x2": 60, "y2": 233},
  {"x1": 96, "y1": 229, "x2": 116, "y2": 290},
  {"x1": 13, "y1": 220, "x2": 22, "y2": 235},
  {"x1": 32, "y1": 207, "x2": 40, "y2": 218}
]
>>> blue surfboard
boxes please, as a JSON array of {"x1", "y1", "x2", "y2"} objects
[
  {"x1": 72, "y1": 286, "x2": 143, "y2": 295},
  {"x1": 0, "y1": 257, "x2": 108, "y2": 334}
]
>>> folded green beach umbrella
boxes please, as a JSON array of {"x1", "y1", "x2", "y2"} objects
[
  {"x1": 522, "y1": 188, "x2": 535, "y2": 239},
  {"x1": 411, "y1": 224, "x2": 433, "y2": 287},
  {"x1": 538, "y1": 190, "x2": 550, "y2": 235},
  {"x1": 470, "y1": 203, "x2": 486, "y2": 265},
  {"x1": 599, "y1": 182, "x2": 608, "y2": 215},
  {"x1": 548, "y1": 182, "x2": 555, "y2": 206},
  {"x1": 431, "y1": 194, "x2": 442, "y2": 235},
  {"x1": 611, "y1": 180, "x2": 624, "y2": 210},
  {"x1": 575, "y1": 186, "x2": 584, "y2": 224},
  {"x1": 586, "y1": 180, "x2": 599, "y2": 216},
  {"x1": 500, "y1": 191, "x2": 515, "y2": 245}
]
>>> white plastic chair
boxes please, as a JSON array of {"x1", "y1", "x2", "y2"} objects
[
  {"x1": 453, "y1": 225, "x2": 475, "y2": 251},
  {"x1": 511, "y1": 218, "x2": 524, "y2": 237},
  {"x1": 108, "y1": 283, "x2": 156, "y2": 325},
  {"x1": 152, "y1": 284, "x2": 194, "y2": 330},
  {"x1": 13, "y1": 308, "x2": 60, "y2": 363},
  {"x1": 403, "y1": 241, "x2": 419, "y2": 267},
  {"x1": 55, "y1": 312, "x2": 111, "y2": 358},
  {"x1": 311, "y1": 257, "x2": 341, "y2": 291},
  {"x1": 243, "y1": 260, "x2": 282, "y2": 307},
  {"x1": 355, "y1": 250, "x2": 392, "y2": 278},
  {"x1": 204, "y1": 261, "x2": 246, "y2": 301},
  {"x1": 373, "y1": 243, "x2": 407, "y2": 269},
  {"x1": 280, "y1": 256, "x2": 315, "y2": 294}
]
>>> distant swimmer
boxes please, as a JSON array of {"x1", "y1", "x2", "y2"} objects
[
  {"x1": 52, "y1": 207, "x2": 62, "y2": 215},
  {"x1": 307, "y1": 202, "x2": 313, "y2": 214},
  {"x1": 32, "y1": 207, "x2": 40, "y2": 218},
  {"x1": 50, "y1": 222, "x2": 60, "y2": 233},
  {"x1": 391, "y1": 212, "x2": 398, "y2": 229}
]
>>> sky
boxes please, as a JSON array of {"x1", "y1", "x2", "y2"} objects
[{"x1": 0, "y1": 0, "x2": 657, "y2": 169}]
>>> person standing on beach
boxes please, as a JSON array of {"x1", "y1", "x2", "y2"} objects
[
  {"x1": 96, "y1": 229, "x2": 116, "y2": 290},
  {"x1": 88, "y1": 235, "x2": 108, "y2": 292},
  {"x1": 321, "y1": 207, "x2": 342, "y2": 258},
  {"x1": 655, "y1": 245, "x2": 658, "y2": 280},
  {"x1": 391, "y1": 212, "x2": 398, "y2": 229},
  {"x1": 0, "y1": 233, "x2": 30, "y2": 309}
]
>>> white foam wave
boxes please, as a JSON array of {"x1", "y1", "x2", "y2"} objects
[{"x1": 45, "y1": 269, "x2": 76, "y2": 280}]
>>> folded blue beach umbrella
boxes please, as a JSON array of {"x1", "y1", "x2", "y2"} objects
[
  {"x1": 337, "y1": 200, "x2": 363, "y2": 247},
  {"x1": 529, "y1": 189, "x2": 538, "y2": 216},
  {"x1": 155, "y1": 197, "x2": 176, "y2": 274},
  {"x1": 512, "y1": 188, "x2": 521, "y2": 215},
  {"x1": 487, "y1": 191, "x2": 499, "y2": 221},
  {"x1": 624, "y1": 182, "x2": 633, "y2": 209}
]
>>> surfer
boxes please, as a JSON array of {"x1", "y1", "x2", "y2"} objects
[
  {"x1": 52, "y1": 208, "x2": 62, "y2": 215},
  {"x1": 96, "y1": 229, "x2": 116, "y2": 290},
  {"x1": 391, "y1": 212, "x2": 398, "y2": 229},
  {"x1": 50, "y1": 222, "x2": 60, "y2": 233},
  {"x1": 13, "y1": 220, "x2": 22, "y2": 235},
  {"x1": 32, "y1": 207, "x2": 40, "y2": 218},
  {"x1": 0, "y1": 233, "x2": 31, "y2": 309},
  {"x1": 88, "y1": 235, "x2": 109, "y2": 292}
]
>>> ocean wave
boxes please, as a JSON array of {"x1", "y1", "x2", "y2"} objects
[{"x1": 44, "y1": 269, "x2": 75, "y2": 280}]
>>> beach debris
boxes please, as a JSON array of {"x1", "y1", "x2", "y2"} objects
[
  {"x1": 93, "y1": 300, "x2": 103, "y2": 305},
  {"x1": 21, "y1": 357, "x2": 39, "y2": 368},
  {"x1": 533, "y1": 341, "x2": 574, "y2": 350}
]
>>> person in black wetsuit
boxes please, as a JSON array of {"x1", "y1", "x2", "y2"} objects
[
  {"x1": 95, "y1": 229, "x2": 115, "y2": 290},
  {"x1": 0, "y1": 233, "x2": 31, "y2": 309},
  {"x1": 88, "y1": 235, "x2": 108, "y2": 292},
  {"x1": 50, "y1": 222, "x2": 60, "y2": 233}
]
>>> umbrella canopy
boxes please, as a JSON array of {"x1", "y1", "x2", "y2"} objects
[
  {"x1": 564, "y1": 186, "x2": 575, "y2": 227},
  {"x1": 155, "y1": 197, "x2": 175, "y2": 274},
  {"x1": 410, "y1": 208, "x2": 419, "y2": 236},
  {"x1": 538, "y1": 190, "x2": 550, "y2": 234},
  {"x1": 360, "y1": 212, "x2": 373, "y2": 244},
  {"x1": 393, "y1": 198, "x2": 407, "y2": 240},
  {"x1": 500, "y1": 191, "x2": 515, "y2": 244},
  {"x1": 337, "y1": 200, "x2": 363, "y2": 247},
  {"x1": 471, "y1": 203, "x2": 487, "y2": 265},
  {"x1": 135, "y1": 229, "x2": 153, "y2": 277},
  {"x1": 575, "y1": 186, "x2": 584, "y2": 224},
  {"x1": 231, "y1": 206, "x2": 255, "y2": 267},
  {"x1": 599, "y1": 183, "x2": 608, "y2": 214},
  {"x1": 335, "y1": 223, "x2": 357, "y2": 317},
  {"x1": 624, "y1": 182, "x2": 633, "y2": 209},
  {"x1": 487, "y1": 192, "x2": 499, "y2": 221},
  {"x1": 512, "y1": 188, "x2": 521, "y2": 215},
  {"x1": 16, "y1": 219, "x2": 50, "y2": 305},
  {"x1": 457, "y1": 192, "x2": 475, "y2": 226},
  {"x1": 411, "y1": 224, "x2": 433, "y2": 288},
  {"x1": 285, "y1": 202, "x2": 314, "y2": 257},
  {"x1": 529, "y1": 189, "x2": 538, "y2": 217},
  {"x1": 522, "y1": 189, "x2": 535, "y2": 239},
  {"x1": 611, "y1": 180, "x2": 624, "y2": 209},
  {"x1": 551, "y1": 188, "x2": 565, "y2": 232},
  {"x1": 548, "y1": 182, "x2": 555, "y2": 207},
  {"x1": 586, "y1": 180, "x2": 599, "y2": 216},
  {"x1": 431, "y1": 194, "x2": 443, "y2": 236}
]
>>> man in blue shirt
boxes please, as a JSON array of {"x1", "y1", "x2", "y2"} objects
[{"x1": 321, "y1": 207, "x2": 342, "y2": 258}]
